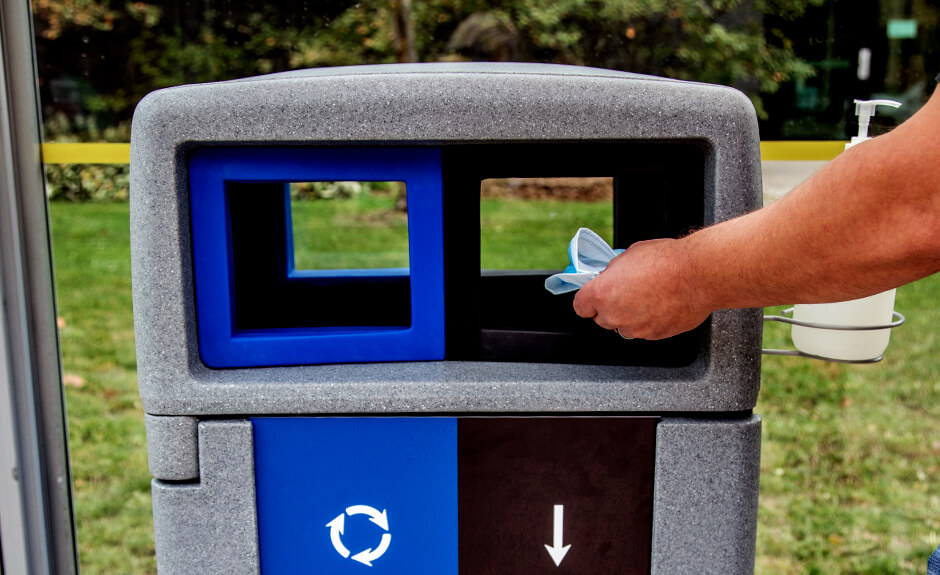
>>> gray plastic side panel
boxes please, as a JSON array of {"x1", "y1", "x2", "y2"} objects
[
  {"x1": 130, "y1": 63, "x2": 763, "y2": 415},
  {"x1": 151, "y1": 420, "x2": 259, "y2": 575},
  {"x1": 651, "y1": 415, "x2": 762, "y2": 575},
  {"x1": 144, "y1": 414, "x2": 198, "y2": 480}
]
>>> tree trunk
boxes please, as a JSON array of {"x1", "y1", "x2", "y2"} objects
[{"x1": 390, "y1": 0, "x2": 417, "y2": 64}]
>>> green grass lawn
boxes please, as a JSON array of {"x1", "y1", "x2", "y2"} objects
[
  {"x1": 289, "y1": 194, "x2": 614, "y2": 270},
  {"x1": 50, "y1": 200, "x2": 940, "y2": 574},
  {"x1": 759, "y1": 277, "x2": 940, "y2": 573},
  {"x1": 290, "y1": 194, "x2": 411, "y2": 270},
  {"x1": 50, "y1": 202, "x2": 154, "y2": 574}
]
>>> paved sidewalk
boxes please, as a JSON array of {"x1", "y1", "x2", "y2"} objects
[{"x1": 761, "y1": 160, "x2": 828, "y2": 205}]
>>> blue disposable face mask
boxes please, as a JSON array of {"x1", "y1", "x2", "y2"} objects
[{"x1": 544, "y1": 228, "x2": 624, "y2": 295}]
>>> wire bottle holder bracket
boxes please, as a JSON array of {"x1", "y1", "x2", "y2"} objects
[{"x1": 762, "y1": 308, "x2": 906, "y2": 364}]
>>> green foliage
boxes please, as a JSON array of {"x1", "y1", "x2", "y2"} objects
[
  {"x1": 45, "y1": 164, "x2": 129, "y2": 202},
  {"x1": 282, "y1": 3, "x2": 401, "y2": 67},
  {"x1": 32, "y1": 0, "x2": 119, "y2": 40},
  {"x1": 474, "y1": 0, "x2": 825, "y2": 117},
  {"x1": 34, "y1": 0, "x2": 825, "y2": 131},
  {"x1": 310, "y1": 0, "x2": 825, "y2": 117},
  {"x1": 43, "y1": 108, "x2": 130, "y2": 142},
  {"x1": 42, "y1": 113, "x2": 130, "y2": 201},
  {"x1": 290, "y1": 180, "x2": 401, "y2": 201}
]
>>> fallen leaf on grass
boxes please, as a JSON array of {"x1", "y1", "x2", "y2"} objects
[
  {"x1": 56, "y1": 316, "x2": 66, "y2": 329},
  {"x1": 62, "y1": 374, "x2": 84, "y2": 387}
]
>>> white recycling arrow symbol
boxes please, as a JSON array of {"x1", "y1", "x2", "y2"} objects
[
  {"x1": 326, "y1": 505, "x2": 392, "y2": 567},
  {"x1": 326, "y1": 514, "x2": 351, "y2": 559}
]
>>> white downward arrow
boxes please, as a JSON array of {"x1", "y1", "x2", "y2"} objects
[{"x1": 544, "y1": 504, "x2": 571, "y2": 567}]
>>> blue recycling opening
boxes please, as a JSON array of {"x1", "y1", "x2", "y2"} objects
[{"x1": 189, "y1": 147, "x2": 445, "y2": 368}]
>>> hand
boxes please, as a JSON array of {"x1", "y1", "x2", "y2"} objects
[{"x1": 572, "y1": 238, "x2": 712, "y2": 340}]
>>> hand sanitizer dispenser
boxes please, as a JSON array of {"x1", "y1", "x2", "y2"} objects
[{"x1": 789, "y1": 99, "x2": 903, "y2": 362}]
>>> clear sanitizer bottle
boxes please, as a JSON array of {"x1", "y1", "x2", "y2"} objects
[{"x1": 790, "y1": 99, "x2": 902, "y2": 362}]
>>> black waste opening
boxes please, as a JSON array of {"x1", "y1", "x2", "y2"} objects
[{"x1": 442, "y1": 141, "x2": 707, "y2": 367}]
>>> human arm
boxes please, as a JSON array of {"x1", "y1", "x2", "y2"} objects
[{"x1": 573, "y1": 89, "x2": 940, "y2": 340}]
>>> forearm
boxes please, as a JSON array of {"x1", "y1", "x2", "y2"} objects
[
  {"x1": 691, "y1": 95, "x2": 940, "y2": 311},
  {"x1": 574, "y1": 90, "x2": 940, "y2": 340}
]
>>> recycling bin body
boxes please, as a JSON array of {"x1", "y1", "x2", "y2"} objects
[{"x1": 131, "y1": 63, "x2": 763, "y2": 574}]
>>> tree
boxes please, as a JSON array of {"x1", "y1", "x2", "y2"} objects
[
  {"x1": 441, "y1": 0, "x2": 825, "y2": 117},
  {"x1": 391, "y1": 0, "x2": 418, "y2": 63},
  {"x1": 34, "y1": 0, "x2": 825, "y2": 132}
]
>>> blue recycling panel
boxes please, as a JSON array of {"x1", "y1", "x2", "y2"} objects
[
  {"x1": 189, "y1": 147, "x2": 445, "y2": 367},
  {"x1": 252, "y1": 417, "x2": 458, "y2": 574}
]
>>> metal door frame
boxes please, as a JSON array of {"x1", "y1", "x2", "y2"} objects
[{"x1": 0, "y1": 0, "x2": 79, "y2": 572}]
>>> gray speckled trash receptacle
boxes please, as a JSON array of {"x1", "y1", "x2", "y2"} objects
[{"x1": 131, "y1": 63, "x2": 763, "y2": 575}]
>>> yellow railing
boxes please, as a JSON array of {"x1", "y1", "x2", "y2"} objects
[
  {"x1": 39, "y1": 141, "x2": 846, "y2": 165},
  {"x1": 41, "y1": 143, "x2": 130, "y2": 164},
  {"x1": 759, "y1": 141, "x2": 845, "y2": 161}
]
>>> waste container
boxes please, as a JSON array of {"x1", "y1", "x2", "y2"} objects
[{"x1": 131, "y1": 63, "x2": 763, "y2": 574}]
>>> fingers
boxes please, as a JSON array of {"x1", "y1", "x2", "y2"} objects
[
  {"x1": 573, "y1": 281, "x2": 621, "y2": 334},
  {"x1": 574, "y1": 283, "x2": 625, "y2": 334},
  {"x1": 572, "y1": 237, "x2": 703, "y2": 340},
  {"x1": 572, "y1": 281, "x2": 597, "y2": 319}
]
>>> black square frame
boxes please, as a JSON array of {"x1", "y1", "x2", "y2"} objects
[{"x1": 442, "y1": 141, "x2": 707, "y2": 367}]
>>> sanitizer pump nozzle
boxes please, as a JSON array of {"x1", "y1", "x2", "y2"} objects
[{"x1": 848, "y1": 99, "x2": 902, "y2": 149}]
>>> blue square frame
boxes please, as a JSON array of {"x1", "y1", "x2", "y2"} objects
[{"x1": 189, "y1": 147, "x2": 445, "y2": 368}]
